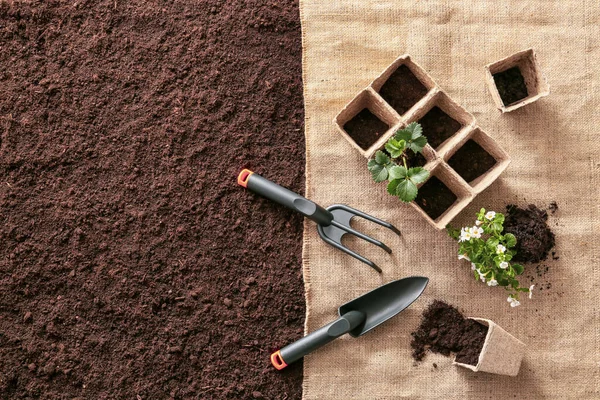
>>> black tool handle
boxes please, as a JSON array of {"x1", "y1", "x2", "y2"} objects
[
  {"x1": 238, "y1": 169, "x2": 333, "y2": 226},
  {"x1": 270, "y1": 310, "x2": 365, "y2": 369}
]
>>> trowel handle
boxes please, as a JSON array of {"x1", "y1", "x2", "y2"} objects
[
  {"x1": 237, "y1": 169, "x2": 334, "y2": 226},
  {"x1": 270, "y1": 310, "x2": 365, "y2": 370}
]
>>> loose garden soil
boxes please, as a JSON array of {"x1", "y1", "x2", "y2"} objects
[
  {"x1": 493, "y1": 67, "x2": 529, "y2": 106},
  {"x1": 504, "y1": 204, "x2": 555, "y2": 263},
  {"x1": 417, "y1": 107, "x2": 462, "y2": 149},
  {"x1": 378, "y1": 65, "x2": 429, "y2": 115},
  {"x1": 447, "y1": 140, "x2": 496, "y2": 183},
  {"x1": 0, "y1": 1, "x2": 305, "y2": 399},
  {"x1": 411, "y1": 300, "x2": 488, "y2": 366},
  {"x1": 343, "y1": 108, "x2": 389, "y2": 150},
  {"x1": 415, "y1": 177, "x2": 457, "y2": 220}
]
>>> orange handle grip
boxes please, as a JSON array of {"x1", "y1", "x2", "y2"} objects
[
  {"x1": 270, "y1": 350, "x2": 288, "y2": 370},
  {"x1": 237, "y1": 169, "x2": 254, "y2": 188}
]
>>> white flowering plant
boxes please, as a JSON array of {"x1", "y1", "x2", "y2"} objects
[{"x1": 447, "y1": 208, "x2": 533, "y2": 307}]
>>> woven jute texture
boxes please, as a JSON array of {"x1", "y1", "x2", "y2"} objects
[{"x1": 299, "y1": 1, "x2": 599, "y2": 399}]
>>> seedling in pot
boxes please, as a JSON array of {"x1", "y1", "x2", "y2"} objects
[
  {"x1": 447, "y1": 208, "x2": 534, "y2": 307},
  {"x1": 367, "y1": 122, "x2": 430, "y2": 203}
]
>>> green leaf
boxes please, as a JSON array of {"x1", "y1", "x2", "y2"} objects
[
  {"x1": 407, "y1": 167, "x2": 429, "y2": 184},
  {"x1": 487, "y1": 237, "x2": 499, "y2": 249},
  {"x1": 504, "y1": 233, "x2": 517, "y2": 248},
  {"x1": 446, "y1": 225, "x2": 461, "y2": 240},
  {"x1": 367, "y1": 160, "x2": 389, "y2": 182},
  {"x1": 396, "y1": 179, "x2": 418, "y2": 202},
  {"x1": 491, "y1": 222, "x2": 503, "y2": 232},
  {"x1": 387, "y1": 179, "x2": 400, "y2": 195},
  {"x1": 385, "y1": 139, "x2": 406, "y2": 158},
  {"x1": 405, "y1": 122, "x2": 423, "y2": 139},
  {"x1": 375, "y1": 150, "x2": 390, "y2": 165},
  {"x1": 512, "y1": 264, "x2": 524, "y2": 275},
  {"x1": 389, "y1": 165, "x2": 408, "y2": 180},
  {"x1": 409, "y1": 135, "x2": 428, "y2": 153}
]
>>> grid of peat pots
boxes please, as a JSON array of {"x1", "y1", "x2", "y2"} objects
[{"x1": 334, "y1": 55, "x2": 511, "y2": 230}]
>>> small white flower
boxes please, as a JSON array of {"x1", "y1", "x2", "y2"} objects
[
  {"x1": 458, "y1": 254, "x2": 470, "y2": 261},
  {"x1": 479, "y1": 271, "x2": 486, "y2": 282},
  {"x1": 499, "y1": 261, "x2": 509, "y2": 269},
  {"x1": 471, "y1": 263, "x2": 478, "y2": 271},
  {"x1": 485, "y1": 211, "x2": 496, "y2": 220},
  {"x1": 529, "y1": 285, "x2": 535, "y2": 299},
  {"x1": 459, "y1": 228, "x2": 472, "y2": 242},
  {"x1": 470, "y1": 226, "x2": 484, "y2": 238},
  {"x1": 507, "y1": 296, "x2": 520, "y2": 307},
  {"x1": 487, "y1": 279, "x2": 498, "y2": 286},
  {"x1": 475, "y1": 220, "x2": 483, "y2": 226},
  {"x1": 496, "y1": 244, "x2": 506, "y2": 254}
]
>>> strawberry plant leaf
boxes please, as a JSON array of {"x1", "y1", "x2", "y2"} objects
[
  {"x1": 374, "y1": 150, "x2": 390, "y2": 165},
  {"x1": 409, "y1": 135, "x2": 427, "y2": 153},
  {"x1": 388, "y1": 165, "x2": 408, "y2": 180},
  {"x1": 385, "y1": 139, "x2": 406, "y2": 158},
  {"x1": 407, "y1": 167, "x2": 429, "y2": 184},
  {"x1": 396, "y1": 179, "x2": 418, "y2": 202},
  {"x1": 368, "y1": 160, "x2": 388, "y2": 182},
  {"x1": 387, "y1": 179, "x2": 400, "y2": 195}
]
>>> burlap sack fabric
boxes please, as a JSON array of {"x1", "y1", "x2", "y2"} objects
[{"x1": 299, "y1": 1, "x2": 600, "y2": 399}]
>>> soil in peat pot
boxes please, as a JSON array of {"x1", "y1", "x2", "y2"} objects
[
  {"x1": 415, "y1": 177, "x2": 457, "y2": 220},
  {"x1": 0, "y1": 1, "x2": 305, "y2": 399},
  {"x1": 404, "y1": 149, "x2": 427, "y2": 168},
  {"x1": 493, "y1": 66, "x2": 529, "y2": 106},
  {"x1": 411, "y1": 300, "x2": 488, "y2": 366},
  {"x1": 417, "y1": 107, "x2": 462, "y2": 149},
  {"x1": 343, "y1": 108, "x2": 390, "y2": 150},
  {"x1": 447, "y1": 140, "x2": 497, "y2": 183},
  {"x1": 504, "y1": 204, "x2": 556, "y2": 263},
  {"x1": 378, "y1": 65, "x2": 429, "y2": 115}
]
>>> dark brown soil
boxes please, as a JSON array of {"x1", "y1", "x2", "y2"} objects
[
  {"x1": 343, "y1": 108, "x2": 389, "y2": 150},
  {"x1": 403, "y1": 149, "x2": 427, "y2": 168},
  {"x1": 411, "y1": 300, "x2": 488, "y2": 366},
  {"x1": 504, "y1": 204, "x2": 555, "y2": 263},
  {"x1": 378, "y1": 65, "x2": 428, "y2": 115},
  {"x1": 0, "y1": 1, "x2": 305, "y2": 399},
  {"x1": 447, "y1": 140, "x2": 497, "y2": 183},
  {"x1": 493, "y1": 67, "x2": 529, "y2": 106},
  {"x1": 417, "y1": 106, "x2": 462, "y2": 149},
  {"x1": 415, "y1": 177, "x2": 457, "y2": 220}
]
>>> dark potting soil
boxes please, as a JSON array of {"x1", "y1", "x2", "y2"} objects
[
  {"x1": 378, "y1": 65, "x2": 429, "y2": 115},
  {"x1": 343, "y1": 108, "x2": 389, "y2": 150},
  {"x1": 411, "y1": 300, "x2": 488, "y2": 366},
  {"x1": 447, "y1": 140, "x2": 497, "y2": 183},
  {"x1": 493, "y1": 67, "x2": 529, "y2": 106},
  {"x1": 417, "y1": 106, "x2": 462, "y2": 149},
  {"x1": 415, "y1": 177, "x2": 457, "y2": 220},
  {"x1": 504, "y1": 204, "x2": 556, "y2": 263},
  {"x1": 0, "y1": 1, "x2": 305, "y2": 399}
]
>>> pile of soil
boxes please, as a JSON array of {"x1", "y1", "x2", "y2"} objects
[
  {"x1": 411, "y1": 300, "x2": 488, "y2": 366},
  {"x1": 0, "y1": 1, "x2": 305, "y2": 399},
  {"x1": 417, "y1": 106, "x2": 462, "y2": 149},
  {"x1": 415, "y1": 177, "x2": 457, "y2": 220},
  {"x1": 447, "y1": 140, "x2": 497, "y2": 183},
  {"x1": 378, "y1": 65, "x2": 429, "y2": 115},
  {"x1": 343, "y1": 108, "x2": 389, "y2": 150},
  {"x1": 504, "y1": 204, "x2": 555, "y2": 263},
  {"x1": 493, "y1": 67, "x2": 529, "y2": 106}
]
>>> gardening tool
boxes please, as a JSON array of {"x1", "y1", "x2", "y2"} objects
[
  {"x1": 237, "y1": 169, "x2": 401, "y2": 273},
  {"x1": 269, "y1": 276, "x2": 429, "y2": 370}
]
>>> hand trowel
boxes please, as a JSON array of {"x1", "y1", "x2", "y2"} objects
[{"x1": 271, "y1": 276, "x2": 429, "y2": 369}]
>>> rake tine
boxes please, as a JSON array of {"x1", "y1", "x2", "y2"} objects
[
  {"x1": 337, "y1": 205, "x2": 401, "y2": 236},
  {"x1": 329, "y1": 220, "x2": 393, "y2": 254},
  {"x1": 318, "y1": 232, "x2": 382, "y2": 273}
]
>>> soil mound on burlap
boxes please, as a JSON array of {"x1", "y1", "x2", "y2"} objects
[
  {"x1": 0, "y1": 1, "x2": 304, "y2": 399},
  {"x1": 504, "y1": 204, "x2": 555, "y2": 263},
  {"x1": 411, "y1": 300, "x2": 488, "y2": 366}
]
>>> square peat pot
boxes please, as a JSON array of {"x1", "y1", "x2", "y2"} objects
[
  {"x1": 404, "y1": 89, "x2": 476, "y2": 157},
  {"x1": 333, "y1": 88, "x2": 401, "y2": 158},
  {"x1": 453, "y1": 318, "x2": 526, "y2": 376},
  {"x1": 445, "y1": 127, "x2": 511, "y2": 194},
  {"x1": 411, "y1": 162, "x2": 473, "y2": 230},
  {"x1": 370, "y1": 55, "x2": 437, "y2": 118},
  {"x1": 485, "y1": 48, "x2": 550, "y2": 113}
]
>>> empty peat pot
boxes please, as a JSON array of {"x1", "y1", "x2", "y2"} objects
[{"x1": 453, "y1": 318, "x2": 526, "y2": 376}]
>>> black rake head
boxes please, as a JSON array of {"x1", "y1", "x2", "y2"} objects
[{"x1": 317, "y1": 204, "x2": 401, "y2": 273}]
